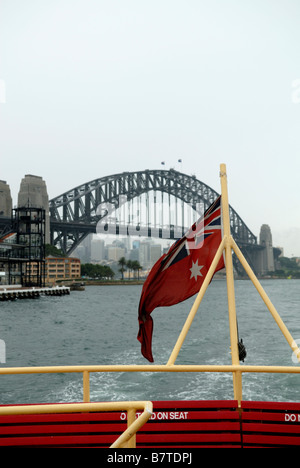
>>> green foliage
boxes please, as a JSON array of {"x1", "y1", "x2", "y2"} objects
[
  {"x1": 118, "y1": 257, "x2": 127, "y2": 280},
  {"x1": 125, "y1": 259, "x2": 142, "y2": 279},
  {"x1": 278, "y1": 256, "x2": 299, "y2": 271},
  {"x1": 45, "y1": 244, "x2": 65, "y2": 257},
  {"x1": 270, "y1": 256, "x2": 300, "y2": 278},
  {"x1": 118, "y1": 258, "x2": 143, "y2": 279},
  {"x1": 81, "y1": 263, "x2": 115, "y2": 279}
]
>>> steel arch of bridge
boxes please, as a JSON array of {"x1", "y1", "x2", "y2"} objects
[{"x1": 49, "y1": 169, "x2": 257, "y2": 255}]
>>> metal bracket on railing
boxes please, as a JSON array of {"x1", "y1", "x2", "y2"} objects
[{"x1": 110, "y1": 401, "x2": 153, "y2": 448}]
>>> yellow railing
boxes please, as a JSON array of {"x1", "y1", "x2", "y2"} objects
[
  {"x1": 0, "y1": 363, "x2": 299, "y2": 447},
  {"x1": 1, "y1": 363, "x2": 300, "y2": 405},
  {"x1": 0, "y1": 396, "x2": 153, "y2": 448}
]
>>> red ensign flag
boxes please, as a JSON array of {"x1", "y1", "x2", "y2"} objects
[{"x1": 137, "y1": 196, "x2": 225, "y2": 362}]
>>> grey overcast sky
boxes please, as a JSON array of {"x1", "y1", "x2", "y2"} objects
[{"x1": 0, "y1": 0, "x2": 299, "y2": 256}]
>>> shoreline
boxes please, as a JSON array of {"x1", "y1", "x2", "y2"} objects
[
  {"x1": 83, "y1": 280, "x2": 144, "y2": 286},
  {"x1": 71, "y1": 276, "x2": 299, "y2": 287}
]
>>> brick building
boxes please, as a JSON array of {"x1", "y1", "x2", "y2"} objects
[{"x1": 45, "y1": 256, "x2": 81, "y2": 283}]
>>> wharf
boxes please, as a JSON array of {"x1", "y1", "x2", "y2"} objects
[{"x1": 0, "y1": 285, "x2": 70, "y2": 301}]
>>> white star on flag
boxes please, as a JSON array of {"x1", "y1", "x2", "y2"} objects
[{"x1": 189, "y1": 260, "x2": 204, "y2": 281}]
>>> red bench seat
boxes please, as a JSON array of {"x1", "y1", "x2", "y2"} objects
[{"x1": 1, "y1": 400, "x2": 300, "y2": 448}]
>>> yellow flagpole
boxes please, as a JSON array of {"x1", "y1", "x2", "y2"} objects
[
  {"x1": 167, "y1": 163, "x2": 243, "y2": 405},
  {"x1": 219, "y1": 164, "x2": 242, "y2": 403}
]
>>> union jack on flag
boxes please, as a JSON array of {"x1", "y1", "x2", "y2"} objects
[{"x1": 137, "y1": 196, "x2": 225, "y2": 362}]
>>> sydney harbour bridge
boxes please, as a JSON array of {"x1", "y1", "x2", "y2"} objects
[{"x1": 48, "y1": 169, "x2": 263, "y2": 274}]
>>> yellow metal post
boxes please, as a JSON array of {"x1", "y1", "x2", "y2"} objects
[
  {"x1": 167, "y1": 163, "x2": 243, "y2": 404},
  {"x1": 127, "y1": 408, "x2": 137, "y2": 448},
  {"x1": 83, "y1": 370, "x2": 90, "y2": 402},
  {"x1": 219, "y1": 164, "x2": 242, "y2": 404}
]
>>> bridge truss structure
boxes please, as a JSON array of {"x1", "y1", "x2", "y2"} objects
[{"x1": 49, "y1": 170, "x2": 258, "y2": 269}]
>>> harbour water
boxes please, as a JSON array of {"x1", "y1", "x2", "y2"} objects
[{"x1": 0, "y1": 279, "x2": 299, "y2": 405}]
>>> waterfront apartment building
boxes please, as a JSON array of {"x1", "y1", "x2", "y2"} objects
[
  {"x1": 45, "y1": 256, "x2": 81, "y2": 283},
  {"x1": 27, "y1": 256, "x2": 81, "y2": 284}
]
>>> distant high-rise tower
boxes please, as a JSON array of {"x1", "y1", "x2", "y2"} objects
[
  {"x1": 18, "y1": 175, "x2": 50, "y2": 243},
  {"x1": 259, "y1": 224, "x2": 275, "y2": 274},
  {"x1": 0, "y1": 180, "x2": 12, "y2": 216}
]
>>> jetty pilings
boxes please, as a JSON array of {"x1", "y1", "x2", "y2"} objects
[{"x1": 0, "y1": 286, "x2": 70, "y2": 301}]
